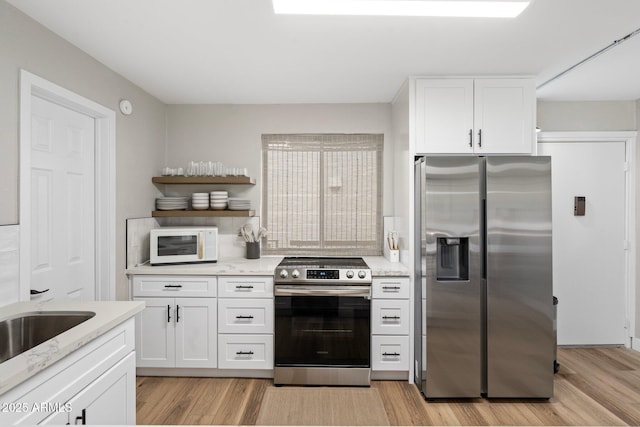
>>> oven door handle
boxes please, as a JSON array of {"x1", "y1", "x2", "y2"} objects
[{"x1": 274, "y1": 286, "x2": 370, "y2": 297}]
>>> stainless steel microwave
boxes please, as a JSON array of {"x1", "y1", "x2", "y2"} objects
[{"x1": 150, "y1": 227, "x2": 218, "y2": 265}]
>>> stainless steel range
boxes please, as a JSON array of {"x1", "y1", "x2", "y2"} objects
[{"x1": 273, "y1": 257, "x2": 372, "y2": 386}]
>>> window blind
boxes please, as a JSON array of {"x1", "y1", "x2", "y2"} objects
[{"x1": 262, "y1": 134, "x2": 383, "y2": 256}]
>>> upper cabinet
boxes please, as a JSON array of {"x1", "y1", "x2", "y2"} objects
[{"x1": 414, "y1": 78, "x2": 535, "y2": 155}]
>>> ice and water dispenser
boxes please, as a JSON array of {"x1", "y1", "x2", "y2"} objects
[{"x1": 436, "y1": 237, "x2": 469, "y2": 281}]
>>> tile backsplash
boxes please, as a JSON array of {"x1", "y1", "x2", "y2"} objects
[
  {"x1": 0, "y1": 225, "x2": 20, "y2": 306},
  {"x1": 126, "y1": 216, "x2": 261, "y2": 268}
]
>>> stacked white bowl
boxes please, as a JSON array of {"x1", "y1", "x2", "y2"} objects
[
  {"x1": 210, "y1": 191, "x2": 229, "y2": 210},
  {"x1": 191, "y1": 192, "x2": 210, "y2": 210}
]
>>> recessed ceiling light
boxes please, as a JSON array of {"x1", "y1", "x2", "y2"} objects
[{"x1": 272, "y1": 0, "x2": 531, "y2": 18}]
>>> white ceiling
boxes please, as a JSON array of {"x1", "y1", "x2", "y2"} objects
[{"x1": 7, "y1": 0, "x2": 640, "y2": 104}]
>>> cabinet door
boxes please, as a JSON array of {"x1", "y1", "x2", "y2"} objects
[
  {"x1": 218, "y1": 276, "x2": 274, "y2": 298},
  {"x1": 175, "y1": 298, "x2": 217, "y2": 368},
  {"x1": 218, "y1": 298, "x2": 274, "y2": 334},
  {"x1": 66, "y1": 353, "x2": 136, "y2": 426},
  {"x1": 371, "y1": 335, "x2": 410, "y2": 371},
  {"x1": 473, "y1": 78, "x2": 535, "y2": 154},
  {"x1": 135, "y1": 297, "x2": 175, "y2": 368},
  {"x1": 372, "y1": 299, "x2": 410, "y2": 335},
  {"x1": 415, "y1": 79, "x2": 474, "y2": 154},
  {"x1": 218, "y1": 334, "x2": 274, "y2": 370}
]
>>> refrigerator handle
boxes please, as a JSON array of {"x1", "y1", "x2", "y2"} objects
[{"x1": 481, "y1": 198, "x2": 487, "y2": 280}]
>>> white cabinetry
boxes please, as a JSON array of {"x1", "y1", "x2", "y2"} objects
[
  {"x1": 371, "y1": 277, "x2": 410, "y2": 374},
  {"x1": 217, "y1": 276, "x2": 274, "y2": 370},
  {"x1": 415, "y1": 78, "x2": 535, "y2": 154},
  {"x1": 132, "y1": 276, "x2": 217, "y2": 368},
  {"x1": 2, "y1": 319, "x2": 136, "y2": 426}
]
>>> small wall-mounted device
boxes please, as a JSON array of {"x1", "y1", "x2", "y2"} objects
[{"x1": 574, "y1": 196, "x2": 586, "y2": 216}]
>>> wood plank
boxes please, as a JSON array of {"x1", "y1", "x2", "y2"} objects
[
  {"x1": 136, "y1": 347, "x2": 640, "y2": 426},
  {"x1": 152, "y1": 176, "x2": 255, "y2": 185},
  {"x1": 152, "y1": 209, "x2": 254, "y2": 217}
]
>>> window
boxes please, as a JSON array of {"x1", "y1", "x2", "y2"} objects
[{"x1": 262, "y1": 134, "x2": 383, "y2": 255}]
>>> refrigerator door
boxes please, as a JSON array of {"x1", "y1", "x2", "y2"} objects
[
  {"x1": 486, "y1": 156, "x2": 554, "y2": 398},
  {"x1": 413, "y1": 158, "x2": 427, "y2": 394},
  {"x1": 425, "y1": 157, "x2": 482, "y2": 398}
]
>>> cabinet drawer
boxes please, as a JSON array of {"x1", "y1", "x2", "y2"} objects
[
  {"x1": 372, "y1": 300, "x2": 410, "y2": 335},
  {"x1": 132, "y1": 276, "x2": 217, "y2": 297},
  {"x1": 371, "y1": 336, "x2": 409, "y2": 371},
  {"x1": 372, "y1": 277, "x2": 410, "y2": 299},
  {"x1": 218, "y1": 276, "x2": 273, "y2": 298},
  {"x1": 218, "y1": 299, "x2": 274, "y2": 334},
  {"x1": 217, "y1": 334, "x2": 273, "y2": 369}
]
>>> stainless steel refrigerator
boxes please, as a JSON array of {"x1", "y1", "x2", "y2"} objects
[{"x1": 414, "y1": 156, "x2": 554, "y2": 399}]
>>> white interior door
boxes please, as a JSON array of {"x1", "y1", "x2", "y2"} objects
[
  {"x1": 538, "y1": 141, "x2": 627, "y2": 345},
  {"x1": 30, "y1": 95, "x2": 95, "y2": 301}
]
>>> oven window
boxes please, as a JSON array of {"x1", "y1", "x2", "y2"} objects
[
  {"x1": 275, "y1": 295, "x2": 370, "y2": 367},
  {"x1": 157, "y1": 235, "x2": 198, "y2": 256}
]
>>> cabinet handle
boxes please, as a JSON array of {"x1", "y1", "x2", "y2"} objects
[
  {"x1": 167, "y1": 304, "x2": 172, "y2": 323},
  {"x1": 176, "y1": 305, "x2": 180, "y2": 323},
  {"x1": 382, "y1": 352, "x2": 401, "y2": 357},
  {"x1": 382, "y1": 286, "x2": 400, "y2": 290},
  {"x1": 236, "y1": 351, "x2": 254, "y2": 355},
  {"x1": 235, "y1": 285, "x2": 254, "y2": 289},
  {"x1": 235, "y1": 315, "x2": 254, "y2": 319},
  {"x1": 468, "y1": 128, "x2": 473, "y2": 147},
  {"x1": 478, "y1": 129, "x2": 482, "y2": 147},
  {"x1": 75, "y1": 408, "x2": 86, "y2": 424},
  {"x1": 382, "y1": 315, "x2": 401, "y2": 320},
  {"x1": 164, "y1": 284, "x2": 182, "y2": 289}
]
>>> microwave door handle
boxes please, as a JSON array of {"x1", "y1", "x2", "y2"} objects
[{"x1": 198, "y1": 231, "x2": 204, "y2": 259}]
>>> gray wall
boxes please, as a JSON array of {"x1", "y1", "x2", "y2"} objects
[
  {"x1": 0, "y1": 0, "x2": 167, "y2": 300},
  {"x1": 166, "y1": 104, "x2": 394, "y2": 217}
]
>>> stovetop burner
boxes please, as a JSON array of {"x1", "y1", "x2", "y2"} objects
[
  {"x1": 278, "y1": 257, "x2": 369, "y2": 269},
  {"x1": 275, "y1": 257, "x2": 372, "y2": 284}
]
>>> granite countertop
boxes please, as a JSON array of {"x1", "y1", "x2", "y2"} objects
[
  {"x1": 126, "y1": 255, "x2": 410, "y2": 277},
  {"x1": 0, "y1": 300, "x2": 145, "y2": 396}
]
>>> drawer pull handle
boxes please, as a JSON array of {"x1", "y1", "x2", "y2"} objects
[
  {"x1": 236, "y1": 351, "x2": 254, "y2": 355},
  {"x1": 235, "y1": 315, "x2": 254, "y2": 319},
  {"x1": 164, "y1": 284, "x2": 182, "y2": 288},
  {"x1": 235, "y1": 285, "x2": 254, "y2": 289},
  {"x1": 382, "y1": 352, "x2": 401, "y2": 357},
  {"x1": 382, "y1": 315, "x2": 401, "y2": 320},
  {"x1": 382, "y1": 286, "x2": 401, "y2": 290}
]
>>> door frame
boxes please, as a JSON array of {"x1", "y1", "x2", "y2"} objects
[
  {"x1": 19, "y1": 70, "x2": 116, "y2": 301},
  {"x1": 537, "y1": 131, "x2": 637, "y2": 349}
]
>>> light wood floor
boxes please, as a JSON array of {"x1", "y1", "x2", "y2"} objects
[{"x1": 136, "y1": 347, "x2": 640, "y2": 425}]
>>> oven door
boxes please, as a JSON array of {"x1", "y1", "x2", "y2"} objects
[{"x1": 274, "y1": 286, "x2": 371, "y2": 368}]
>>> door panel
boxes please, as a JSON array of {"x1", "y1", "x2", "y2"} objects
[
  {"x1": 538, "y1": 142, "x2": 627, "y2": 345},
  {"x1": 485, "y1": 156, "x2": 553, "y2": 398},
  {"x1": 424, "y1": 156, "x2": 482, "y2": 398},
  {"x1": 30, "y1": 95, "x2": 95, "y2": 301},
  {"x1": 175, "y1": 298, "x2": 217, "y2": 368}
]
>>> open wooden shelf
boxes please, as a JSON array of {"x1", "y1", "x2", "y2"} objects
[
  {"x1": 152, "y1": 210, "x2": 255, "y2": 218},
  {"x1": 152, "y1": 176, "x2": 255, "y2": 185}
]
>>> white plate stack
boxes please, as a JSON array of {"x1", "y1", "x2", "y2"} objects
[
  {"x1": 156, "y1": 196, "x2": 189, "y2": 210},
  {"x1": 210, "y1": 191, "x2": 228, "y2": 210},
  {"x1": 191, "y1": 193, "x2": 210, "y2": 210},
  {"x1": 228, "y1": 198, "x2": 251, "y2": 211}
]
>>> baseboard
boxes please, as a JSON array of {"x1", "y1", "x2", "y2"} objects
[{"x1": 632, "y1": 337, "x2": 640, "y2": 352}]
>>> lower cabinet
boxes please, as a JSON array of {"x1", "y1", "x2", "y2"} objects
[
  {"x1": 371, "y1": 277, "x2": 411, "y2": 373},
  {"x1": 217, "y1": 334, "x2": 274, "y2": 369},
  {"x1": 134, "y1": 297, "x2": 217, "y2": 368},
  {"x1": 217, "y1": 276, "x2": 274, "y2": 371},
  {"x1": 1, "y1": 319, "x2": 136, "y2": 426}
]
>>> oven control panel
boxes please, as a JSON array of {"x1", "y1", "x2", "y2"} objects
[
  {"x1": 275, "y1": 268, "x2": 371, "y2": 284},
  {"x1": 306, "y1": 269, "x2": 339, "y2": 280}
]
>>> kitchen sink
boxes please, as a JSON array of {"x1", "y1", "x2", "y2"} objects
[{"x1": 0, "y1": 311, "x2": 95, "y2": 364}]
